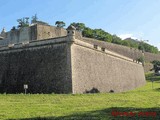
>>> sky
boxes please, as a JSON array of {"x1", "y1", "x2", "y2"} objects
[{"x1": 0, "y1": 0, "x2": 160, "y2": 49}]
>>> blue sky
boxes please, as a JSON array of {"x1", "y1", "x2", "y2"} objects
[{"x1": 0, "y1": 0, "x2": 160, "y2": 49}]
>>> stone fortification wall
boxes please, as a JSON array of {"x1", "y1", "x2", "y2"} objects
[
  {"x1": 36, "y1": 24, "x2": 67, "y2": 40},
  {"x1": 83, "y1": 37, "x2": 160, "y2": 63},
  {"x1": 0, "y1": 26, "x2": 148, "y2": 94},
  {"x1": 144, "y1": 52, "x2": 160, "y2": 62},
  {"x1": 0, "y1": 26, "x2": 38, "y2": 46},
  {"x1": 0, "y1": 24, "x2": 67, "y2": 47},
  {"x1": 71, "y1": 39, "x2": 146, "y2": 93},
  {"x1": 82, "y1": 37, "x2": 143, "y2": 60},
  {"x1": 143, "y1": 52, "x2": 160, "y2": 72},
  {"x1": 144, "y1": 62, "x2": 153, "y2": 73},
  {"x1": 0, "y1": 37, "x2": 72, "y2": 94},
  {"x1": 0, "y1": 39, "x2": 8, "y2": 46},
  {"x1": 75, "y1": 31, "x2": 82, "y2": 40},
  {"x1": 82, "y1": 37, "x2": 160, "y2": 73}
]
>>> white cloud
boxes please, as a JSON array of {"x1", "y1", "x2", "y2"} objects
[{"x1": 118, "y1": 34, "x2": 138, "y2": 40}]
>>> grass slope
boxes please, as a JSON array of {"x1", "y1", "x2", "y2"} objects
[{"x1": 0, "y1": 73, "x2": 160, "y2": 120}]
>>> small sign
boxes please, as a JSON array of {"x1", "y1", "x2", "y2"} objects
[
  {"x1": 24, "y1": 84, "x2": 28, "y2": 94},
  {"x1": 24, "y1": 84, "x2": 28, "y2": 89}
]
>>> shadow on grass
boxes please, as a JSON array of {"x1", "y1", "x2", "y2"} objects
[
  {"x1": 8, "y1": 107, "x2": 160, "y2": 120},
  {"x1": 154, "y1": 88, "x2": 160, "y2": 91}
]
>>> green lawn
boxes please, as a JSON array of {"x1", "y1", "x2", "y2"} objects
[{"x1": 0, "y1": 73, "x2": 160, "y2": 120}]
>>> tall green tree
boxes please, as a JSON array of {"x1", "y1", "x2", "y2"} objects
[
  {"x1": 55, "y1": 21, "x2": 65, "y2": 28},
  {"x1": 151, "y1": 60, "x2": 160, "y2": 73},
  {"x1": 82, "y1": 27, "x2": 94, "y2": 38},
  {"x1": 121, "y1": 40, "x2": 130, "y2": 47},
  {"x1": 70, "y1": 22, "x2": 85, "y2": 31},
  {"x1": 17, "y1": 17, "x2": 30, "y2": 28},
  {"x1": 69, "y1": 22, "x2": 159, "y2": 54},
  {"x1": 31, "y1": 14, "x2": 38, "y2": 24},
  {"x1": 112, "y1": 35, "x2": 122, "y2": 45}
]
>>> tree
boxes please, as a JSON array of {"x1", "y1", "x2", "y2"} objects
[
  {"x1": 17, "y1": 17, "x2": 29, "y2": 28},
  {"x1": 112, "y1": 35, "x2": 122, "y2": 45},
  {"x1": 137, "y1": 56, "x2": 145, "y2": 66},
  {"x1": 31, "y1": 14, "x2": 38, "y2": 24},
  {"x1": 151, "y1": 60, "x2": 160, "y2": 74},
  {"x1": 82, "y1": 27, "x2": 94, "y2": 38},
  {"x1": 70, "y1": 22, "x2": 85, "y2": 31},
  {"x1": 69, "y1": 22, "x2": 159, "y2": 54},
  {"x1": 55, "y1": 21, "x2": 65, "y2": 28},
  {"x1": 123, "y1": 38, "x2": 139, "y2": 48},
  {"x1": 138, "y1": 42, "x2": 159, "y2": 54},
  {"x1": 121, "y1": 40, "x2": 130, "y2": 47}
]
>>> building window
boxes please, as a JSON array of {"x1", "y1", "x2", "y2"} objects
[
  {"x1": 101, "y1": 47, "x2": 105, "y2": 52},
  {"x1": 94, "y1": 45, "x2": 98, "y2": 49}
]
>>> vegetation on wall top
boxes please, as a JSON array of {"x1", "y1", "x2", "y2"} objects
[
  {"x1": 70, "y1": 22, "x2": 159, "y2": 54},
  {"x1": 13, "y1": 16, "x2": 159, "y2": 54}
]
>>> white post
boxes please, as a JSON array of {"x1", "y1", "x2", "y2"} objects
[{"x1": 24, "y1": 84, "x2": 28, "y2": 94}]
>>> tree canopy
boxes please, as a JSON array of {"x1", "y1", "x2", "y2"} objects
[
  {"x1": 55, "y1": 21, "x2": 65, "y2": 28},
  {"x1": 17, "y1": 17, "x2": 30, "y2": 28},
  {"x1": 151, "y1": 60, "x2": 160, "y2": 73},
  {"x1": 70, "y1": 22, "x2": 85, "y2": 31},
  {"x1": 70, "y1": 22, "x2": 159, "y2": 54}
]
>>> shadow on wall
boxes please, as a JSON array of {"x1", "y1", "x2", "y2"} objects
[{"x1": 8, "y1": 107, "x2": 160, "y2": 120}]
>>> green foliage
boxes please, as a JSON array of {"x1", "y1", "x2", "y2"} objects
[
  {"x1": 55, "y1": 21, "x2": 65, "y2": 28},
  {"x1": 121, "y1": 40, "x2": 130, "y2": 47},
  {"x1": 151, "y1": 60, "x2": 160, "y2": 73},
  {"x1": 112, "y1": 34, "x2": 122, "y2": 44},
  {"x1": 0, "y1": 76, "x2": 160, "y2": 119},
  {"x1": 31, "y1": 14, "x2": 38, "y2": 24},
  {"x1": 152, "y1": 60, "x2": 160, "y2": 66},
  {"x1": 71, "y1": 22, "x2": 159, "y2": 54},
  {"x1": 82, "y1": 27, "x2": 94, "y2": 38},
  {"x1": 123, "y1": 38, "x2": 139, "y2": 48},
  {"x1": 137, "y1": 56, "x2": 145, "y2": 66},
  {"x1": 17, "y1": 17, "x2": 30, "y2": 28},
  {"x1": 141, "y1": 42, "x2": 159, "y2": 54},
  {"x1": 83, "y1": 28, "x2": 113, "y2": 42},
  {"x1": 70, "y1": 22, "x2": 85, "y2": 31}
]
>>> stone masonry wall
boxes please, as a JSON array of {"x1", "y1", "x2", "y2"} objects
[
  {"x1": 143, "y1": 52, "x2": 160, "y2": 72},
  {"x1": 0, "y1": 42, "x2": 72, "y2": 94},
  {"x1": 0, "y1": 24, "x2": 68, "y2": 47},
  {"x1": 71, "y1": 42, "x2": 146, "y2": 93},
  {"x1": 36, "y1": 25, "x2": 67, "y2": 40},
  {"x1": 82, "y1": 37, "x2": 160, "y2": 73},
  {"x1": 144, "y1": 52, "x2": 160, "y2": 62},
  {"x1": 83, "y1": 37, "x2": 143, "y2": 60}
]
